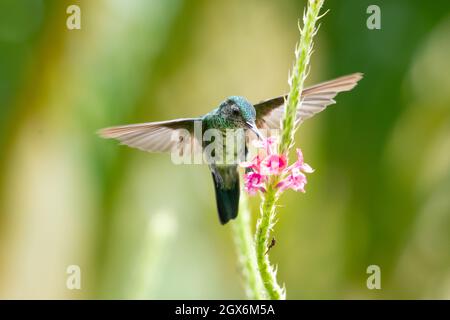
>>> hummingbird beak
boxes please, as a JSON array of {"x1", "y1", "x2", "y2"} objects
[{"x1": 246, "y1": 121, "x2": 263, "y2": 140}]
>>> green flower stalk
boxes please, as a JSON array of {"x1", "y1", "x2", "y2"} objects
[
  {"x1": 255, "y1": 0, "x2": 325, "y2": 300},
  {"x1": 280, "y1": 0, "x2": 325, "y2": 154}
]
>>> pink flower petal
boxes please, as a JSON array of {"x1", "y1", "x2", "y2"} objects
[
  {"x1": 276, "y1": 179, "x2": 290, "y2": 193},
  {"x1": 261, "y1": 154, "x2": 288, "y2": 175},
  {"x1": 301, "y1": 162, "x2": 314, "y2": 173},
  {"x1": 296, "y1": 148, "x2": 304, "y2": 163},
  {"x1": 287, "y1": 148, "x2": 314, "y2": 173},
  {"x1": 276, "y1": 168, "x2": 308, "y2": 193},
  {"x1": 240, "y1": 154, "x2": 264, "y2": 173},
  {"x1": 243, "y1": 172, "x2": 266, "y2": 195}
]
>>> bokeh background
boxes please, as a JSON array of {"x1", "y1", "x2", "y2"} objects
[{"x1": 0, "y1": 0, "x2": 449, "y2": 299}]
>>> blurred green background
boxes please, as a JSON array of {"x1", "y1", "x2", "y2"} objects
[{"x1": 0, "y1": 0, "x2": 449, "y2": 299}]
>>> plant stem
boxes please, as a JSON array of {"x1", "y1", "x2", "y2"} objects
[
  {"x1": 280, "y1": 0, "x2": 325, "y2": 154},
  {"x1": 255, "y1": 183, "x2": 284, "y2": 299},
  {"x1": 231, "y1": 193, "x2": 265, "y2": 299},
  {"x1": 255, "y1": 0, "x2": 325, "y2": 300}
]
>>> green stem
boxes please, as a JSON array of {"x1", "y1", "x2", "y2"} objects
[
  {"x1": 231, "y1": 193, "x2": 265, "y2": 299},
  {"x1": 255, "y1": 184, "x2": 284, "y2": 299},
  {"x1": 279, "y1": 0, "x2": 325, "y2": 154},
  {"x1": 255, "y1": 0, "x2": 325, "y2": 300}
]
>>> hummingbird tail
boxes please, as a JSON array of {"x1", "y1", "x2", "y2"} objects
[{"x1": 211, "y1": 171, "x2": 240, "y2": 225}]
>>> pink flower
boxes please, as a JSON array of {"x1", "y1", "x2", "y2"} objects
[
  {"x1": 289, "y1": 149, "x2": 314, "y2": 173},
  {"x1": 240, "y1": 137, "x2": 313, "y2": 195},
  {"x1": 261, "y1": 154, "x2": 287, "y2": 175},
  {"x1": 244, "y1": 172, "x2": 266, "y2": 195},
  {"x1": 241, "y1": 154, "x2": 264, "y2": 173},
  {"x1": 277, "y1": 168, "x2": 307, "y2": 193}
]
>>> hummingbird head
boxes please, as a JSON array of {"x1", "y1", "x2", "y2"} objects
[{"x1": 219, "y1": 96, "x2": 262, "y2": 139}]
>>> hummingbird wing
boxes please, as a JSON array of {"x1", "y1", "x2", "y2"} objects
[
  {"x1": 254, "y1": 73, "x2": 363, "y2": 129},
  {"x1": 98, "y1": 118, "x2": 201, "y2": 153}
]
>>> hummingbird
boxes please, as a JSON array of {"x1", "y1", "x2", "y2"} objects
[{"x1": 99, "y1": 73, "x2": 362, "y2": 225}]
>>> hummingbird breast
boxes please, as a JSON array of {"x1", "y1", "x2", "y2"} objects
[{"x1": 202, "y1": 128, "x2": 247, "y2": 166}]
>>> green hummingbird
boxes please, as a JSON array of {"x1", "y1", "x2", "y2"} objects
[{"x1": 99, "y1": 73, "x2": 362, "y2": 224}]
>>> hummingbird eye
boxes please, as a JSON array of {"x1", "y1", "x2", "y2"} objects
[{"x1": 231, "y1": 106, "x2": 240, "y2": 116}]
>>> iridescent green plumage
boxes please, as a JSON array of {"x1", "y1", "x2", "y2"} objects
[
  {"x1": 203, "y1": 96, "x2": 256, "y2": 130},
  {"x1": 202, "y1": 96, "x2": 258, "y2": 224}
]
